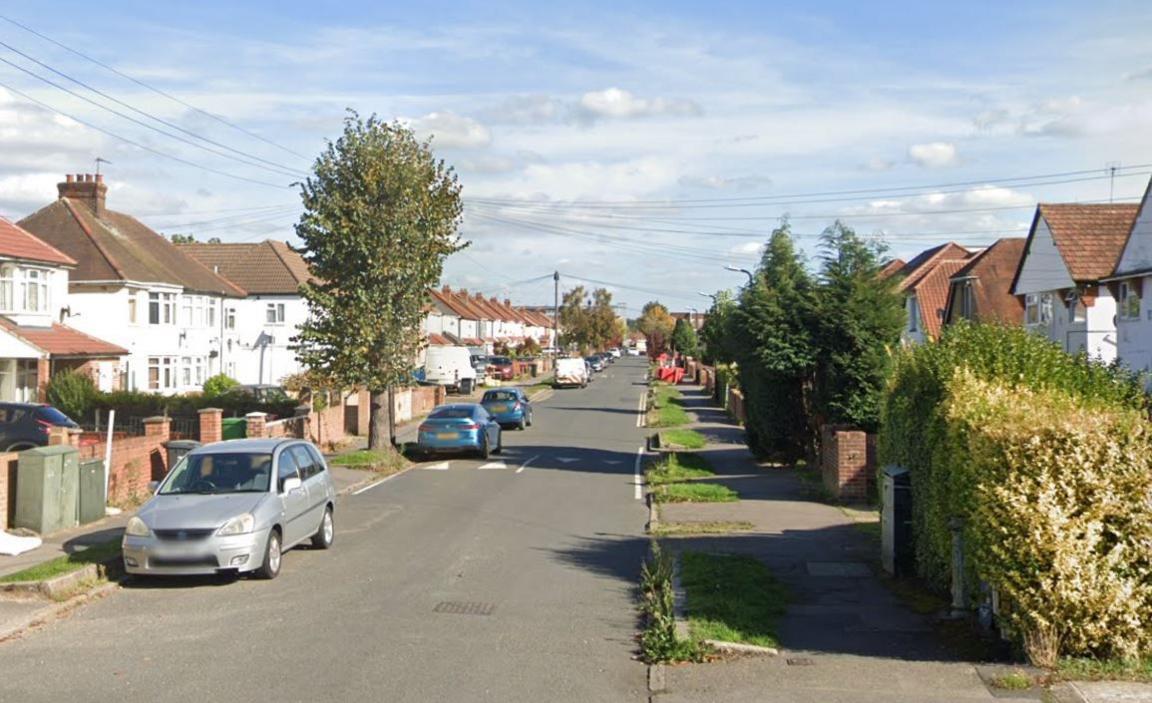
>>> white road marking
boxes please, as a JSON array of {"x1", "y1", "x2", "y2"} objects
[
  {"x1": 636, "y1": 391, "x2": 647, "y2": 427},
  {"x1": 352, "y1": 471, "x2": 404, "y2": 495},
  {"x1": 556, "y1": 457, "x2": 579, "y2": 464},
  {"x1": 633, "y1": 446, "x2": 645, "y2": 500},
  {"x1": 603, "y1": 460, "x2": 623, "y2": 466},
  {"x1": 516, "y1": 455, "x2": 540, "y2": 474},
  {"x1": 478, "y1": 461, "x2": 508, "y2": 470},
  {"x1": 421, "y1": 462, "x2": 450, "y2": 471}
]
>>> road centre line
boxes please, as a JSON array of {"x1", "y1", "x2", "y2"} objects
[
  {"x1": 516, "y1": 455, "x2": 540, "y2": 473},
  {"x1": 634, "y1": 446, "x2": 644, "y2": 500},
  {"x1": 352, "y1": 469, "x2": 407, "y2": 496}
]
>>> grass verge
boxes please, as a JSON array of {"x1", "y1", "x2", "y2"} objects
[
  {"x1": 649, "y1": 382, "x2": 690, "y2": 428},
  {"x1": 680, "y1": 551, "x2": 788, "y2": 648},
  {"x1": 654, "y1": 482, "x2": 739, "y2": 503},
  {"x1": 660, "y1": 428, "x2": 707, "y2": 449},
  {"x1": 652, "y1": 521, "x2": 755, "y2": 536},
  {"x1": 328, "y1": 448, "x2": 410, "y2": 474},
  {"x1": 646, "y1": 452, "x2": 715, "y2": 485},
  {"x1": 0, "y1": 540, "x2": 121, "y2": 584},
  {"x1": 1056, "y1": 657, "x2": 1152, "y2": 683},
  {"x1": 639, "y1": 544, "x2": 702, "y2": 663}
]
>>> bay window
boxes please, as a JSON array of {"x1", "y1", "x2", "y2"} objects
[
  {"x1": 148, "y1": 292, "x2": 175, "y2": 325},
  {"x1": 0, "y1": 265, "x2": 51, "y2": 313}
]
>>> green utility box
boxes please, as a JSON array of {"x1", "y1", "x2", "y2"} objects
[
  {"x1": 77, "y1": 459, "x2": 106, "y2": 525},
  {"x1": 14, "y1": 446, "x2": 80, "y2": 534},
  {"x1": 222, "y1": 418, "x2": 246, "y2": 440}
]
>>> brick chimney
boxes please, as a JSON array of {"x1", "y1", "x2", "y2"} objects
[
  {"x1": 503, "y1": 299, "x2": 512, "y2": 307},
  {"x1": 57, "y1": 173, "x2": 107, "y2": 216}
]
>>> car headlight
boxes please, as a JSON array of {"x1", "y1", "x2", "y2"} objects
[
  {"x1": 216, "y1": 513, "x2": 256, "y2": 536},
  {"x1": 125, "y1": 516, "x2": 152, "y2": 537}
]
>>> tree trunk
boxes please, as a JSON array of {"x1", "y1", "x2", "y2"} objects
[
  {"x1": 368, "y1": 389, "x2": 390, "y2": 450},
  {"x1": 386, "y1": 386, "x2": 397, "y2": 448}
]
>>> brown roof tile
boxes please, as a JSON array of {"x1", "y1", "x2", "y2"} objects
[
  {"x1": 1039, "y1": 203, "x2": 1139, "y2": 281},
  {"x1": 897, "y1": 242, "x2": 971, "y2": 291},
  {"x1": 0, "y1": 217, "x2": 76, "y2": 266},
  {"x1": 0, "y1": 318, "x2": 127, "y2": 357},
  {"x1": 18, "y1": 199, "x2": 244, "y2": 296},
  {"x1": 945, "y1": 238, "x2": 1027, "y2": 325},
  {"x1": 911, "y1": 259, "x2": 969, "y2": 339},
  {"x1": 177, "y1": 240, "x2": 314, "y2": 295}
]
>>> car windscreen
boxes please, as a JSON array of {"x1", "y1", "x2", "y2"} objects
[
  {"x1": 34, "y1": 406, "x2": 76, "y2": 426},
  {"x1": 488, "y1": 356, "x2": 512, "y2": 365},
  {"x1": 483, "y1": 391, "x2": 518, "y2": 402},
  {"x1": 160, "y1": 453, "x2": 273, "y2": 494},
  {"x1": 429, "y1": 407, "x2": 476, "y2": 420}
]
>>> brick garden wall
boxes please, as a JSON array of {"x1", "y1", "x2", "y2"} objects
[
  {"x1": 726, "y1": 387, "x2": 747, "y2": 424},
  {"x1": 820, "y1": 424, "x2": 877, "y2": 503},
  {"x1": 0, "y1": 452, "x2": 17, "y2": 528}
]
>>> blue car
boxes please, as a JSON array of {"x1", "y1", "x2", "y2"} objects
[
  {"x1": 481, "y1": 388, "x2": 533, "y2": 430},
  {"x1": 417, "y1": 404, "x2": 503, "y2": 459}
]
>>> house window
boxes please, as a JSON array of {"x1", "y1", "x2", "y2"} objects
[
  {"x1": 1120, "y1": 282, "x2": 1141, "y2": 320},
  {"x1": 21, "y1": 269, "x2": 48, "y2": 312},
  {"x1": 181, "y1": 296, "x2": 193, "y2": 326},
  {"x1": 147, "y1": 356, "x2": 176, "y2": 391},
  {"x1": 907, "y1": 296, "x2": 919, "y2": 332},
  {"x1": 225, "y1": 307, "x2": 236, "y2": 330},
  {"x1": 0, "y1": 266, "x2": 50, "y2": 313},
  {"x1": 148, "y1": 292, "x2": 175, "y2": 325},
  {"x1": 181, "y1": 357, "x2": 192, "y2": 387},
  {"x1": 266, "y1": 303, "x2": 285, "y2": 324},
  {"x1": 1069, "y1": 296, "x2": 1087, "y2": 323},
  {"x1": 128, "y1": 296, "x2": 137, "y2": 324},
  {"x1": 194, "y1": 357, "x2": 204, "y2": 385},
  {"x1": 207, "y1": 302, "x2": 216, "y2": 328},
  {"x1": 1025, "y1": 293, "x2": 1053, "y2": 326},
  {"x1": 958, "y1": 283, "x2": 975, "y2": 321}
]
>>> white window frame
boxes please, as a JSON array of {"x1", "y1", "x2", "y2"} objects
[
  {"x1": 225, "y1": 307, "x2": 236, "y2": 330},
  {"x1": 149, "y1": 292, "x2": 176, "y2": 325},
  {"x1": 266, "y1": 302, "x2": 286, "y2": 325},
  {"x1": 147, "y1": 356, "x2": 176, "y2": 391},
  {"x1": 907, "y1": 296, "x2": 919, "y2": 332},
  {"x1": 0, "y1": 265, "x2": 51, "y2": 314},
  {"x1": 1120, "y1": 282, "x2": 1141, "y2": 321},
  {"x1": 1025, "y1": 293, "x2": 1053, "y2": 327}
]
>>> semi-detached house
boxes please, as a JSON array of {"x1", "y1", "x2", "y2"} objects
[
  {"x1": 19, "y1": 174, "x2": 245, "y2": 394},
  {"x1": 1010, "y1": 203, "x2": 1139, "y2": 363},
  {"x1": 0, "y1": 216, "x2": 125, "y2": 401},
  {"x1": 1103, "y1": 179, "x2": 1152, "y2": 374},
  {"x1": 891, "y1": 242, "x2": 972, "y2": 344}
]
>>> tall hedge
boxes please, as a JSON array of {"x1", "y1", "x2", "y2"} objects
[
  {"x1": 944, "y1": 372, "x2": 1152, "y2": 663},
  {"x1": 879, "y1": 322, "x2": 1145, "y2": 591}
]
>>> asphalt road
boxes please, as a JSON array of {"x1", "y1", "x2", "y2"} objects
[{"x1": 0, "y1": 358, "x2": 653, "y2": 703}]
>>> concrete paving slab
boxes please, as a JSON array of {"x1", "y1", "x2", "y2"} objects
[{"x1": 1071, "y1": 681, "x2": 1152, "y2": 702}]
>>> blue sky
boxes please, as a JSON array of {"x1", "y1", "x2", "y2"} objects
[{"x1": 1, "y1": 1, "x2": 1150, "y2": 313}]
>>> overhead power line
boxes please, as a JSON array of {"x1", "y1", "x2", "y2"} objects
[
  {"x1": 0, "y1": 12, "x2": 310, "y2": 160},
  {"x1": 0, "y1": 78, "x2": 288, "y2": 188}
]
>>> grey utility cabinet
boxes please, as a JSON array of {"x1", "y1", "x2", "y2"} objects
[
  {"x1": 77, "y1": 459, "x2": 106, "y2": 525},
  {"x1": 14, "y1": 446, "x2": 80, "y2": 534},
  {"x1": 881, "y1": 465, "x2": 914, "y2": 576}
]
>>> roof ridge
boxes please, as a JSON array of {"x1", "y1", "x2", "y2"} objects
[
  {"x1": 60, "y1": 198, "x2": 126, "y2": 279},
  {"x1": 115, "y1": 212, "x2": 249, "y2": 297},
  {"x1": 264, "y1": 240, "x2": 307, "y2": 286}
]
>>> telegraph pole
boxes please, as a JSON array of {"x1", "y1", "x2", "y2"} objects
[{"x1": 553, "y1": 271, "x2": 560, "y2": 350}]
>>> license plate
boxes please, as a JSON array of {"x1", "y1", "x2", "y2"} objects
[
  {"x1": 491, "y1": 404, "x2": 508, "y2": 413},
  {"x1": 153, "y1": 543, "x2": 203, "y2": 557},
  {"x1": 437, "y1": 432, "x2": 458, "y2": 440}
]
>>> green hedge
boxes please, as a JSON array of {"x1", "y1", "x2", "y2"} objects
[
  {"x1": 88, "y1": 389, "x2": 299, "y2": 421},
  {"x1": 879, "y1": 323, "x2": 1145, "y2": 591}
]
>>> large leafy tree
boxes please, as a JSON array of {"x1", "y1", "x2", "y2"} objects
[
  {"x1": 637, "y1": 301, "x2": 676, "y2": 357},
  {"x1": 670, "y1": 318, "x2": 699, "y2": 357},
  {"x1": 812, "y1": 221, "x2": 904, "y2": 431},
  {"x1": 699, "y1": 290, "x2": 737, "y2": 365},
  {"x1": 558, "y1": 286, "x2": 617, "y2": 352},
  {"x1": 294, "y1": 112, "x2": 464, "y2": 449}
]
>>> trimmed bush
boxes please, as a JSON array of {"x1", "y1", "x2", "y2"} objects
[
  {"x1": 45, "y1": 370, "x2": 97, "y2": 421},
  {"x1": 202, "y1": 373, "x2": 240, "y2": 398},
  {"x1": 879, "y1": 322, "x2": 1144, "y2": 591},
  {"x1": 944, "y1": 372, "x2": 1152, "y2": 663}
]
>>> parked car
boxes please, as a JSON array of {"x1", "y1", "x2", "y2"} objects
[
  {"x1": 121, "y1": 438, "x2": 336, "y2": 580},
  {"x1": 486, "y1": 355, "x2": 515, "y2": 381},
  {"x1": 232, "y1": 384, "x2": 291, "y2": 403},
  {"x1": 554, "y1": 357, "x2": 589, "y2": 388},
  {"x1": 609, "y1": 348, "x2": 622, "y2": 358},
  {"x1": 481, "y1": 388, "x2": 533, "y2": 430},
  {"x1": 0, "y1": 403, "x2": 79, "y2": 452},
  {"x1": 416, "y1": 404, "x2": 502, "y2": 459},
  {"x1": 470, "y1": 354, "x2": 489, "y2": 386},
  {"x1": 627, "y1": 348, "x2": 643, "y2": 356},
  {"x1": 425, "y1": 346, "x2": 478, "y2": 394},
  {"x1": 586, "y1": 355, "x2": 606, "y2": 372}
]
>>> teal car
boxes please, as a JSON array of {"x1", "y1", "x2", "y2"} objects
[
  {"x1": 481, "y1": 388, "x2": 533, "y2": 430},
  {"x1": 416, "y1": 404, "x2": 503, "y2": 459}
]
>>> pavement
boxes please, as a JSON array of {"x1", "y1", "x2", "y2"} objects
[
  {"x1": 653, "y1": 384, "x2": 1152, "y2": 703},
  {"x1": 0, "y1": 359, "x2": 650, "y2": 702}
]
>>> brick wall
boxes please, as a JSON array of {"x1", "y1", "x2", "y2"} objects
[
  {"x1": 820, "y1": 424, "x2": 876, "y2": 503},
  {"x1": 0, "y1": 452, "x2": 17, "y2": 528},
  {"x1": 726, "y1": 387, "x2": 747, "y2": 424},
  {"x1": 75, "y1": 418, "x2": 171, "y2": 508}
]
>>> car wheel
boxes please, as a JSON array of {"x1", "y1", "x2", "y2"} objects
[
  {"x1": 479, "y1": 436, "x2": 490, "y2": 460},
  {"x1": 311, "y1": 507, "x2": 334, "y2": 550},
  {"x1": 256, "y1": 529, "x2": 282, "y2": 580},
  {"x1": 518, "y1": 417, "x2": 527, "y2": 431}
]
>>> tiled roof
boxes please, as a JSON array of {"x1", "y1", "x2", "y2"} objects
[
  {"x1": 0, "y1": 318, "x2": 127, "y2": 357},
  {"x1": 897, "y1": 243, "x2": 971, "y2": 292},
  {"x1": 18, "y1": 199, "x2": 244, "y2": 297},
  {"x1": 912, "y1": 259, "x2": 970, "y2": 339},
  {"x1": 427, "y1": 333, "x2": 453, "y2": 346},
  {"x1": 0, "y1": 217, "x2": 76, "y2": 266},
  {"x1": 879, "y1": 259, "x2": 906, "y2": 279},
  {"x1": 177, "y1": 240, "x2": 315, "y2": 295},
  {"x1": 1038, "y1": 203, "x2": 1140, "y2": 281},
  {"x1": 945, "y1": 238, "x2": 1026, "y2": 326}
]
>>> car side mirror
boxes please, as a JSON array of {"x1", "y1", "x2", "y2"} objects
[{"x1": 281, "y1": 476, "x2": 303, "y2": 494}]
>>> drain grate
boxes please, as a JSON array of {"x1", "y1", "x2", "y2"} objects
[
  {"x1": 786, "y1": 657, "x2": 814, "y2": 667},
  {"x1": 433, "y1": 601, "x2": 496, "y2": 616}
]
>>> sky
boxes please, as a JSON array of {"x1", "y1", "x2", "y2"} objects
[{"x1": 1, "y1": 0, "x2": 1151, "y2": 315}]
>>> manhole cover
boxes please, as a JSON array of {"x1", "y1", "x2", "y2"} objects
[
  {"x1": 786, "y1": 657, "x2": 814, "y2": 666},
  {"x1": 806, "y1": 562, "x2": 870, "y2": 577},
  {"x1": 433, "y1": 601, "x2": 496, "y2": 616}
]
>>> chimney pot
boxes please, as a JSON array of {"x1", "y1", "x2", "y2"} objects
[
  {"x1": 95, "y1": 174, "x2": 104, "y2": 184},
  {"x1": 84, "y1": 174, "x2": 93, "y2": 183},
  {"x1": 57, "y1": 172, "x2": 108, "y2": 215},
  {"x1": 65, "y1": 174, "x2": 75, "y2": 183}
]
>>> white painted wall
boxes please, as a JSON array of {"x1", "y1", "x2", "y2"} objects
[
  {"x1": 1014, "y1": 218, "x2": 1076, "y2": 295},
  {"x1": 219, "y1": 294, "x2": 309, "y2": 386},
  {"x1": 1117, "y1": 275, "x2": 1152, "y2": 373},
  {"x1": 1027, "y1": 288, "x2": 1117, "y2": 363}
]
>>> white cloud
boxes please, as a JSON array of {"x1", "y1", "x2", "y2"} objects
[
  {"x1": 578, "y1": 88, "x2": 702, "y2": 120},
  {"x1": 730, "y1": 241, "x2": 765, "y2": 255},
  {"x1": 908, "y1": 142, "x2": 958, "y2": 168},
  {"x1": 406, "y1": 111, "x2": 492, "y2": 149},
  {"x1": 678, "y1": 174, "x2": 771, "y2": 190}
]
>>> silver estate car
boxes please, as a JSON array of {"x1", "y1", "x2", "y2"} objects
[{"x1": 122, "y1": 438, "x2": 336, "y2": 579}]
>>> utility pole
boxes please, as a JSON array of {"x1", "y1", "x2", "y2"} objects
[{"x1": 553, "y1": 270, "x2": 560, "y2": 350}]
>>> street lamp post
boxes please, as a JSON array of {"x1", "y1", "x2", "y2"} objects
[{"x1": 725, "y1": 264, "x2": 755, "y2": 284}]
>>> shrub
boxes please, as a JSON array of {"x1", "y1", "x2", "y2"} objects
[
  {"x1": 944, "y1": 372, "x2": 1152, "y2": 663},
  {"x1": 202, "y1": 373, "x2": 240, "y2": 398},
  {"x1": 879, "y1": 322, "x2": 1145, "y2": 590},
  {"x1": 45, "y1": 370, "x2": 97, "y2": 421}
]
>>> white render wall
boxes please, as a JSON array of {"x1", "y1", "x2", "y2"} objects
[
  {"x1": 1117, "y1": 275, "x2": 1152, "y2": 373},
  {"x1": 219, "y1": 294, "x2": 308, "y2": 386},
  {"x1": 1027, "y1": 288, "x2": 1118, "y2": 363},
  {"x1": 1014, "y1": 218, "x2": 1076, "y2": 295}
]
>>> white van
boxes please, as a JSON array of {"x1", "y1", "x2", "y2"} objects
[
  {"x1": 554, "y1": 357, "x2": 589, "y2": 389},
  {"x1": 425, "y1": 346, "x2": 478, "y2": 394}
]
